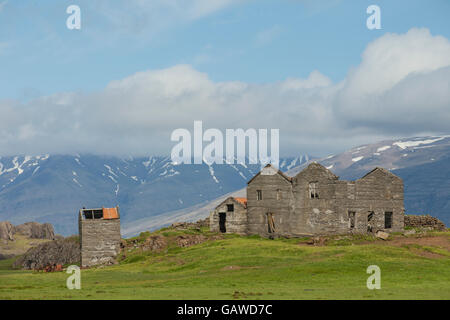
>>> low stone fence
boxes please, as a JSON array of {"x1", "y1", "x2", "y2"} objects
[{"x1": 404, "y1": 215, "x2": 446, "y2": 231}]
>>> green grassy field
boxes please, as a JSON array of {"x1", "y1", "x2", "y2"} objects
[{"x1": 0, "y1": 228, "x2": 449, "y2": 300}]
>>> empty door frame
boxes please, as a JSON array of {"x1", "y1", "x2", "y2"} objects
[
  {"x1": 267, "y1": 213, "x2": 276, "y2": 233},
  {"x1": 219, "y1": 212, "x2": 226, "y2": 233}
]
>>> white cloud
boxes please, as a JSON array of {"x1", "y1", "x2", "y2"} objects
[
  {"x1": 281, "y1": 70, "x2": 332, "y2": 90},
  {"x1": 342, "y1": 28, "x2": 450, "y2": 96},
  {"x1": 0, "y1": 28, "x2": 449, "y2": 157},
  {"x1": 184, "y1": 0, "x2": 246, "y2": 20},
  {"x1": 255, "y1": 25, "x2": 283, "y2": 46},
  {"x1": 336, "y1": 28, "x2": 450, "y2": 133},
  {"x1": 90, "y1": 0, "x2": 245, "y2": 36}
]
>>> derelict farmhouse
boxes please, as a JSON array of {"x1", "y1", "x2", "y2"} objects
[{"x1": 210, "y1": 162, "x2": 404, "y2": 237}]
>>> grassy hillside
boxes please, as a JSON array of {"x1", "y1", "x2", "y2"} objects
[
  {"x1": 0, "y1": 234, "x2": 52, "y2": 259},
  {"x1": 0, "y1": 227, "x2": 449, "y2": 300}
]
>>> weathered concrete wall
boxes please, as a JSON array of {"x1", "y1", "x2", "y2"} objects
[
  {"x1": 79, "y1": 218, "x2": 121, "y2": 267},
  {"x1": 352, "y1": 168, "x2": 404, "y2": 233},
  {"x1": 210, "y1": 198, "x2": 247, "y2": 235},
  {"x1": 247, "y1": 165, "x2": 293, "y2": 238},
  {"x1": 291, "y1": 163, "x2": 344, "y2": 236}
]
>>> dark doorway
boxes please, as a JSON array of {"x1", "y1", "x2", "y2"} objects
[
  {"x1": 348, "y1": 211, "x2": 356, "y2": 229},
  {"x1": 385, "y1": 211, "x2": 393, "y2": 229},
  {"x1": 367, "y1": 211, "x2": 374, "y2": 233},
  {"x1": 219, "y1": 212, "x2": 226, "y2": 233}
]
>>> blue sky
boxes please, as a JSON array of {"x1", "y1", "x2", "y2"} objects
[
  {"x1": 0, "y1": 0, "x2": 449, "y2": 157},
  {"x1": 1, "y1": 0, "x2": 449, "y2": 100}
]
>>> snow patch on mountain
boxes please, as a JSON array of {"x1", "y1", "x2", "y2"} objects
[
  {"x1": 208, "y1": 165, "x2": 219, "y2": 183},
  {"x1": 377, "y1": 146, "x2": 391, "y2": 152},
  {"x1": 393, "y1": 137, "x2": 445, "y2": 149},
  {"x1": 104, "y1": 164, "x2": 118, "y2": 177},
  {"x1": 72, "y1": 178, "x2": 82, "y2": 188}
]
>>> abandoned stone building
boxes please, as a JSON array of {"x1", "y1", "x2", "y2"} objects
[
  {"x1": 210, "y1": 197, "x2": 248, "y2": 235},
  {"x1": 78, "y1": 206, "x2": 121, "y2": 267},
  {"x1": 210, "y1": 162, "x2": 404, "y2": 237}
]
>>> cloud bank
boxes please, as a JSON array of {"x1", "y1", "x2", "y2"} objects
[
  {"x1": 89, "y1": 0, "x2": 245, "y2": 36},
  {"x1": 0, "y1": 28, "x2": 449, "y2": 157}
]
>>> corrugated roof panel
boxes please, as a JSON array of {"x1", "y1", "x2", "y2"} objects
[{"x1": 103, "y1": 207, "x2": 119, "y2": 219}]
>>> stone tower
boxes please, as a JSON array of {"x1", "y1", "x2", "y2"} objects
[{"x1": 78, "y1": 206, "x2": 121, "y2": 267}]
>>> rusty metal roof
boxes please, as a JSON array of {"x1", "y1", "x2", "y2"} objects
[
  {"x1": 234, "y1": 197, "x2": 248, "y2": 208},
  {"x1": 102, "y1": 207, "x2": 119, "y2": 219}
]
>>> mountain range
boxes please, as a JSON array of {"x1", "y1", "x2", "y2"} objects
[
  {"x1": 0, "y1": 153, "x2": 310, "y2": 235},
  {"x1": 310, "y1": 135, "x2": 450, "y2": 227},
  {"x1": 124, "y1": 135, "x2": 450, "y2": 236},
  {"x1": 1, "y1": 135, "x2": 449, "y2": 237}
]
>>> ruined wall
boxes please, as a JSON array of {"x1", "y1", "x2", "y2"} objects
[
  {"x1": 352, "y1": 169, "x2": 404, "y2": 233},
  {"x1": 79, "y1": 218, "x2": 121, "y2": 267},
  {"x1": 291, "y1": 163, "x2": 347, "y2": 236},
  {"x1": 290, "y1": 166, "x2": 404, "y2": 236},
  {"x1": 247, "y1": 166, "x2": 293, "y2": 237},
  {"x1": 210, "y1": 198, "x2": 247, "y2": 235},
  {"x1": 404, "y1": 215, "x2": 446, "y2": 231}
]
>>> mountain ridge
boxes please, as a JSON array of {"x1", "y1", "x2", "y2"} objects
[
  {"x1": 124, "y1": 135, "x2": 450, "y2": 236},
  {"x1": 1, "y1": 135, "x2": 449, "y2": 237},
  {"x1": 0, "y1": 154, "x2": 311, "y2": 235}
]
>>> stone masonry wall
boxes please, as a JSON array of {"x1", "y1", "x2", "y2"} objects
[
  {"x1": 404, "y1": 215, "x2": 446, "y2": 231},
  {"x1": 352, "y1": 169, "x2": 404, "y2": 233},
  {"x1": 247, "y1": 166, "x2": 293, "y2": 238},
  {"x1": 210, "y1": 198, "x2": 248, "y2": 235},
  {"x1": 79, "y1": 219, "x2": 121, "y2": 267},
  {"x1": 243, "y1": 163, "x2": 405, "y2": 238},
  {"x1": 291, "y1": 163, "x2": 343, "y2": 236}
]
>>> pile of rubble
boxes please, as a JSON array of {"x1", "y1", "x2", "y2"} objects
[
  {"x1": 404, "y1": 215, "x2": 446, "y2": 231},
  {"x1": 13, "y1": 237, "x2": 80, "y2": 270},
  {"x1": 305, "y1": 236, "x2": 328, "y2": 245},
  {"x1": 176, "y1": 234, "x2": 208, "y2": 247},
  {"x1": 121, "y1": 220, "x2": 222, "y2": 257},
  {"x1": 169, "y1": 218, "x2": 210, "y2": 230},
  {"x1": 124, "y1": 235, "x2": 169, "y2": 252}
]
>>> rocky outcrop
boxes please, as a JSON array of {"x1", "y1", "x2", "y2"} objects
[
  {"x1": 143, "y1": 235, "x2": 167, "y2": 252},
  {"x1": 176, "y1": 234, "x2": 208, "y2": 247},
  {"x1": 14, "y1": 222, "x2": 55, "y2": 239},
  {"x1": 0, "y1": 253, "x2": 14, "y2": 260},
  {"x1": 170, "y1": 218, "x2": 210, "y2": 230},
  {"x1": 0, "y1": 221, "x2": 14, "y2": 241},
  {"x1": 404, "y1": 215, "x2": 446, "y2": 231},
  {"x1": 13, "y1": 237, "x2": 80, "y2": 270}
]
